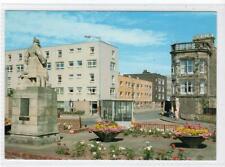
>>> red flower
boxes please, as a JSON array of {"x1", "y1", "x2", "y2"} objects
[{"x1": 172, "y1": 156, "x2": 179, "y2": 160}]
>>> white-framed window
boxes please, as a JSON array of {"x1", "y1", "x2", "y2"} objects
[
  {"x1": 16, "y1": 64, "x2": 24, "y2": 72},
  {"x1": 87, "y1": 87, "x2": 96, "y2": 95},
  {"x1": 69, "y1": 74, "x2": 74, "y2": 79},
  {"x1": 180, "y1": 59, "x2": 194, "y2": 74},
  {"x1": 180, "y1": 80, "x2": 194, "y2": 95},
  {"x1": 68, "y1": 87, "x2": 74, "y2": 93},
  {"x1": 7, "y1": 65, "x2": 13, "y2": 72},
  {"x1": 45, "y1": 51, "x2": 49, "y2": 58},
  {"x1": 58, "y1": 50, "x2": 62, "y2": 57},
  {"x1": 76, "y1": 60, "x2": 82, "y2": 67},
  {"x1": 200, "y1": 80, "x2": 205, "y2": 95},
  {"x1": 112, "y1": 50, "x2": 115, "y2": 56},
  {"x1": 110, "y1": 88, "x2": 115, "y2": 95},
  {"x1": 19, "y1": 53, "x2": 22, "y2": 61},
  {"x1": 90, "y1": 73, "x2": 95, "y2": 82},
  {"x1": 68, "y1": 61, "x2": 74, "y2": 67},
  {"x1": 90, "y1": 47, "x2": 95, "y2": 54},
  {"x1": 57, "y1": 75, "x2": 62, "y2": 83},
  {"x1": 76, "y1": 74, "x2": 82, "y2": 79},
  {"x1": 110, "y1": 62, "x2": 116, "y2": 71},
  {"x1": 158, "y1": 86, "x2": 161, "y2": 92},
  {"x1": 55, "y1": 87, "x2": 64, "y2": 94},
  {"x1": 8, "y1": 54, "x2": 12, "y2": 62},
  {"x1": 112, "y1": 75, "x2": 115, "y2": 84},
  {"x1": 76, "y1": 87, "x2": 82, "y2": 94},
  {"x1": 87, "y1": 60, "x2": 97, "y2": 68},
  {"x1": 69, "y1": 48, "x2": 74, "y2": 53},
  {"x1": 56, "y1": 62, "x2": 64, "y2": 69},
  {"x1": 47, "y1": 62, "x2": 51, "y2": 70},
  {"x1": 199, "y1": 59, "x2": 206, "y2": 73}
]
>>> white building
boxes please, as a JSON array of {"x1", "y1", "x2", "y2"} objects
[{"x1": 5, "y1": 41, "x2": 119, "y2": 114}]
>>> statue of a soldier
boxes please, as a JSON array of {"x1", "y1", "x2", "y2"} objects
[{"x1": 18, "y1": 37, "x2": 48, "y2": 89}]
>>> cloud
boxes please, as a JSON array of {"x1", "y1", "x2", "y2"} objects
[{"x1": 5, "y1": 11, "x2": 167, "y2": 50}]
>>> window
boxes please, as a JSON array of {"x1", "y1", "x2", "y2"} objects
[
  {"x1": 87, "y1": 87, "x2": 96, "y2": 95},
  {"x1": 112, "y1": 50, "x2": 115, "y2": 56},
  {"x1": 77, "y1": 60, "x2": 82, "y2": 67},
  {"x1": 120, "y1": 81, "x2": 123, "y2": 86},
  {"x1": 110, "y1": 88, "x2": 115, "y2": 95},
  {"x1": 69, "y1": 74, "x2": 74, "y2": 79},
  {"x1": 199, "y1": 60, "x2": 205, "y2": 73},
  {"x1": 112, "y1": 75, "x2": 115, "y2": 84},
  {"x1": 76, "y1": 74, "x2": 82, "y2": 79},
  {"x1": 68, "y1": 61, "x2": 74, "y2": 67},
  {"x1": 58, "y1": 75, "x2": 62, "y2": 83},
  {"x1": 56, "y1": 62, "x2": 64, "y2": 69},
  {"x1": 16, "y1": 64, "x2": 24, "y2": 72},
  {"x1": 8, "y1": 54, "x2": 12, "y2": 62},
  {"x1": 45, "y1": 51, "x2": 49, "y2": 58},
  {"x1": 76, "y1": 87, "x2": 82, "y2": 94},
  {"x1": 68, "y1": 87, "x2": 74, "y2": 93},
  {"x1": 180, "y1": 59, "x2": 193, "y2": 74},
  {"x1": 58, "y1": 50, "x2": 62, "y2": 57},
  {"x1": 69, "y1": 48, "x2": 74, "y2": 53},
  {"x1": 90, "y1": 73, "x2": 95, "y2": 82},
  {"x1": 87, "y1": 60, "x2": 97, "y2": 68},
  {"x1": 19, "y1": 53, "x2": 22, "y2": 61},
  {"x1": 47, "y1": 63, "x2": 51, "y2": 70},
  {"x1": 200, "y1": 80, "x2": 205, "y2": 94},
  {"x1": 110, "y1": 62, "x2": 116, "y2": 71},
  {"x1": 55, "y1": 87, "x2": 64, "y2": 94},
  {"x1": 180, "y1": 81, "x2": 194, "y2": 95},
  {"x1": 171, "y1": 66, "x2": 174, "y2": 74},
  {"x1": 90, "y1": 47, "x2": 95, "y2": 54},
  {"x1": 77, "y1": 48, "x2": 82, "y2": 52},
  {"x1": 7, "y1": 65, "x2": 13, "y2": 72}
]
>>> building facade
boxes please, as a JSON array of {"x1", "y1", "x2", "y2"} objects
[
  {"x1": 118, "y1": 75, "x2": 152, "y2": 108},
  {"x1": 171, "y1": 34, "x2": 216, "y2": 120},
  {"x1": 125, "y1": 70, "x2": 167, "y2": 103},
  {"x1": 6, "y1": 41, "x2": 119, "y2": 114},
  {"x1": 166, "y1": 75, "x2": 172, "y2": 100}
]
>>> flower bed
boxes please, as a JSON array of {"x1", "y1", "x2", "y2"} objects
[
  {"x1": 123, "y1": 127, "x2": 174, "y2": 138},
  {"x1": 89, "y1": 121, "x2": 124, "y2": 142},
  {"x1": 54, "y1": 140, "x2": 191, "y2": 160},
  {"x1": 174, "y1": 123, "x2": 212, "y2": 148}
]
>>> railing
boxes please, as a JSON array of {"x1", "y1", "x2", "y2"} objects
[
  {"x1": 132, "y1": 121, "x2": 178, "y2": 131},
  {"x1": 172, "y1": 42, "x2": 210, "y2": 52}
]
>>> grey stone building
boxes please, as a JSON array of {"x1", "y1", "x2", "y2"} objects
[
  {"x1": 125, "y1": 70, "x2": 167, "y2": 103},
  {"x1": 171, "y1": 34, "x2": 216, "y2": 120}
]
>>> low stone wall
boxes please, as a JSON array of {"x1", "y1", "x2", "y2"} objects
[{"x1": 180, "y1": 113, "x2": 216, "y2": 124}]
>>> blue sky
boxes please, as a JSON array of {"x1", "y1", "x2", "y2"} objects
[{"x1": 5, "y1": 11, "x2": 216, "y2": 75}]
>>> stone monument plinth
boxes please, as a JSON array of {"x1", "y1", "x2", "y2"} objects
[{"x1": 8, "y1": 38, "x2": 59, "y2": 145}]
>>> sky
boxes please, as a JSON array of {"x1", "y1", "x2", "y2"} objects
[{"x1": 5, "y1": 11, "x2": 216, "y2": 75}]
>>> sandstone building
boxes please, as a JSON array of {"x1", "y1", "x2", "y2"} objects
[
  {"x1": 170, "y1": 34, "x2": 216, "y2": 120},
  {"x1": 125, "y1": 70, "x2": 167, "y2": 103},
  {"x1": 118, "y1": 75, "x2": 153, "y2": 108}
]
